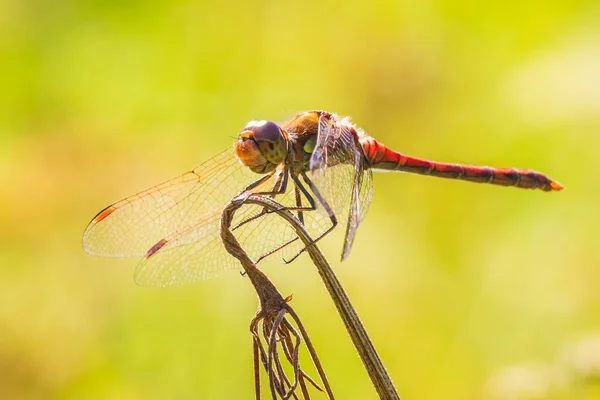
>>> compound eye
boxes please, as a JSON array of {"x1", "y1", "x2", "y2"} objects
[
  {"x1": 251, "y1": 120, "x2": 283, "y2": 144},
  {"x1": 236, "y1": 119, "x2": 287, "y2": 171}
]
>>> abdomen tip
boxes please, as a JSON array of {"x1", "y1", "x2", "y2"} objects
[{"x1": 549, "y1": 180, "x2": 564, "y2": 191}]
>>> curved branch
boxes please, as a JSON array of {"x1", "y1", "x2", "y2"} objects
[{"x1": 229, "y1": 193, "x2": 400, "y2": 400}]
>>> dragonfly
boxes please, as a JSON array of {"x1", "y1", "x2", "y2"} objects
[{"x1": 83, "y1": 110, "x2": 563, "y2": 286}]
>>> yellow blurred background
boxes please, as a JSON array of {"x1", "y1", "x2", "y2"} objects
[{"x1": 1, "y1": 1, "x2": 599, "y2": 399}]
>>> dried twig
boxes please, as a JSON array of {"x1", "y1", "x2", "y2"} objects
[
  {"x1": 220, "y1": 194, "x2": 334, "y2": 400},
  {"x1": 221, "y1": 193, "x2": 400, "y2": 400}
]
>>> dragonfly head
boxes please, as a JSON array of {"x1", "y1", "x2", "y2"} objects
[{"x1": 235, "y1": 120, "x2": 288, "y2": 174}]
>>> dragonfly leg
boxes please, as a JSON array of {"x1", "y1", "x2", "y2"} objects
[
  {"x1": 280, "y1": 171, "x2": 338, "y2": 264},
  {"x1": 255, "y1": 236, "x2": 300, "y2": 264},
  {"x1": 238, "y1": 168, "x2": 330, "y2": 265},
  {"x1": 253, "y1": 171, "x2": 320, "y2": 263},
  {"x1": 234, "y1": 168, "x2": 316, "y2": 232},
  {"x1": 232, "y1": 169, "x2": 289, "y2": 231}
]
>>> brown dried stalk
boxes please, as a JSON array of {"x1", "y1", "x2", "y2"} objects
[
  {"x1": 220, "y1": 194, "x2": 334, "y2": 400},
  {"x1": 223, "y1": 193, "x2": 400, "y2": 400},
  {"x1": 221, "y1": 192, "x2": 400, "y2": 400}
]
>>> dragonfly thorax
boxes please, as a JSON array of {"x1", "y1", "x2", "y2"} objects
[{"x1": 235, "y1": 120, "x2": 289, "y2": 174}]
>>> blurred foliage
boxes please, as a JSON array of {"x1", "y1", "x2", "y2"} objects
[{"x1": 1, "y1": 0, "x2": 599, "y2": 399}]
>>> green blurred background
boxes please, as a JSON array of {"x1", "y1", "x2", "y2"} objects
[{"x1": 2, "y1": 1, "x2": 599, "y2": 399}]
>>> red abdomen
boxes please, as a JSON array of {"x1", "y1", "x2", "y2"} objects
[{"x1": 361, "y1": 139, "x2": 563, "y2": 192}]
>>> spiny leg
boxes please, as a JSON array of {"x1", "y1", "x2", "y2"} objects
[
  {"x1": 281, "y1": 171, "x2": 338, "y2": 264},
  {"x1": 254, "y1": 236, "x2": 300, "y2": 264},
  {"x1": 232, "y1": 169, "x2": 288, "y2": 231},
  {"x1": 254, "y1": 171, "x2": 319, "y2": 264},
  {"x1": 252, "y1": 169, "x2": 317, "y2": 215},
  {"x1": 236, "y1": 170, "x2": 287, "y2": 277},
  {"x1": 233, "y1": 167, "x2": 322, "y2": 232}
]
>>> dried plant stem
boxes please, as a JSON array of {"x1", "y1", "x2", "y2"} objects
[
  {"x1": 220, "y1": 194, "x2": 334, "y2": 400},
  {"x1": 230, "y1": 193, "x2": 400, "y2": 400}
]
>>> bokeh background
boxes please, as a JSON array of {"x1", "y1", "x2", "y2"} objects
[{"x1": 2, "y1": 1, "x2": 599, "y2": 399}]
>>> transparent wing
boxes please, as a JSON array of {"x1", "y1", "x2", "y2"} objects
[
  {"x1": 309, "y1": 115, "x2": 374, "y2": 260},
  {"x1": 82, "y1": 149, "x2": 262, "y2": 257},
  {"x1": 133, "y1": 165, "x2": 308, "y2": 286},
  {"x1": 84, "y1": 147, "x2": 321, "y2": 287}
]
